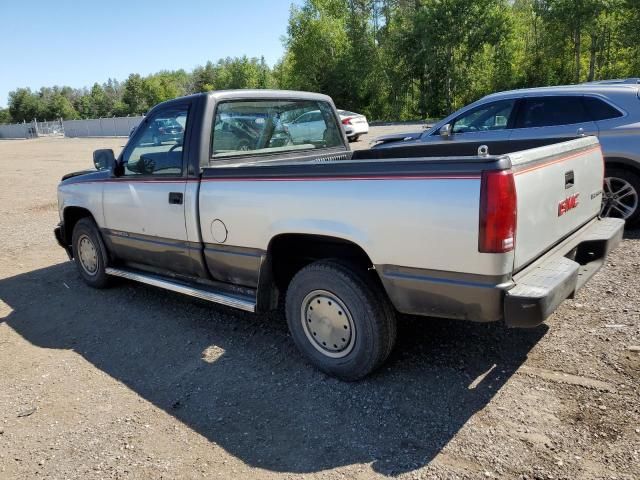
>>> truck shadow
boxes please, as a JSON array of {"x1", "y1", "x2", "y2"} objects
[
  {"x1": 0, "y1": 263, "x2": 546, "y2": 476},
  {"x1": 623, "y1": 227, "x2": 640, "y2": 239}
]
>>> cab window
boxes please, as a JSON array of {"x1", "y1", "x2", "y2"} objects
[
  {"x1": 583, "y1": 96, "x2": 624, "y2": 121},
  {"x1": 122, "y1": 106, "x2": 188, "y2": 176},
  {"x1": 514, "y1": 96, "x2": 590, "y2": 128},
  {"x1": 451, "y1": 100, "x2": 515, "y2": 134},
  {"x1": 211, "y1": 100, "x2": 343, "y2": 158}
]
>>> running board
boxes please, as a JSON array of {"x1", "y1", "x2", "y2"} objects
[{"x1": 105, "y1": 267, "x2": 256, "y2": 312}]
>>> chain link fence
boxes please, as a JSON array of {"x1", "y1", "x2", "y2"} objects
[{"x1": 0, "y1": 116, "x2": 143, "y2": 139}]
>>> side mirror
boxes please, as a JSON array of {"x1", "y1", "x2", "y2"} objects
[
  {"x1": 439, "y1": 123, "x2": 453, "y2": 138},
  {"x1": 93, "y1": 149, "x2": 116, "y2": 171}
]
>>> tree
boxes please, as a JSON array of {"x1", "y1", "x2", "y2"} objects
[
  {"x1": 3, "y1": 0, "x2": 638, "y2": 124},
  {"x1": 0, "y1": 108, "x2": 11, "y2": 124},
  {"x1": 121, "y1": 74, "x2": 149, "y2": 115},
  {"x1": 8, "y1": 88, "x2": 42, "y2": 122},
  {"x1": 45, "y1": 93, "x2": 78, "y2": 120},
  {"x1": 89, "y1": 83, "x2": 113, "y2": 117}
]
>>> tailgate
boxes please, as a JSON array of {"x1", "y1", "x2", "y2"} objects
[{"x1": 511, "y1": 137, "x2": 604, "y2": 271}]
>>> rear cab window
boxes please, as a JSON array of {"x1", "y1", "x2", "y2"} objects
[{"x1": 210, "y1": 99, "x2": 343, "y2": 160}]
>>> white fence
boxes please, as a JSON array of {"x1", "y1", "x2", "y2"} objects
[
  {"x1": 63, "y1": 116, "x2": 143, "y2": 138},
  {"x1": 0, "y1": 116, "x2": 143, "y2": 139},
  {"x1": 0, "y1": 122, "x2": 33, "y2": 139}
]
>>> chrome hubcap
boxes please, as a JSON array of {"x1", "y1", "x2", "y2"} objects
[
  {"x1": 601, "y1": 176, "x2": 638, "y2": 220},
  {"x1": 301, "y1": 290, "x2": 355, "y2": 359},
  {"x1": 78, "y1": 234, "x2": 98, "y2": 275}
]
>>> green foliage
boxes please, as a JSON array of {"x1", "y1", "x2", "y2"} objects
[
  {"x1": 2, "y1": 0, "x2": 638, "y2": 125},
  {"x1": 281, "y1": 0, "x2": 639, "y2": 119},
  {"x1": 0, "y1": 108, "x2": 11, "y2": 124}
]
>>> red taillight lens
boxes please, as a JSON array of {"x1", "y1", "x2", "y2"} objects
[
  {"x1": 342, "y1": 117, "x2": 352, "y2": 125},
  {"x1": 479, "y1": 170, "x2": 517, "y2": 253}
]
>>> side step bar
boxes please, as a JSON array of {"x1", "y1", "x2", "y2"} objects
[{"x1": 105, "y1": 267, "x2": 256, "y2": 312}]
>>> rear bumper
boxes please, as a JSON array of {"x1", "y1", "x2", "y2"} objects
[
  {"x1": 347, "y1": 125, "x2": 369, "y2": 137},
  {"x1": 504, "y1": 217, "x2": 624, "y2": 327},
  {"x1": 377, "y1": 217, "x2": 624, "y2": 327}
]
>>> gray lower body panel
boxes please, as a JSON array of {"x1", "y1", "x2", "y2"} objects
[
  {"x1": 378, "y1": 217, "x2": 624, "y2": 327},
  {"x1": 101, "y1": 229, "x2": 206, "y2": 278},
  {"x1": 376, "y1": 265, "x2": 513, "y2": 322},
  {"x1": 203, "y1": 243, "x2": 264, "y2": 288}
]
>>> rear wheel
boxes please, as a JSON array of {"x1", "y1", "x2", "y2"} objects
[
  {"x1": 71, "y1": 218, "x2": 111, "y2": 288},
  {"x1": 602, "y1": 167, "x2": 640, "y2": 227},
  {"x1": 285, "y1": 260, "x2": 397, "y2": 381}
]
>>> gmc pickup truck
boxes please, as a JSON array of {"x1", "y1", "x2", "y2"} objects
[{"x1": 55, "y1": 90, "x2": 624, "y2": 380}]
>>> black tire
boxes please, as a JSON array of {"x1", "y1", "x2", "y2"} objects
[
  {"x1": 285, "y1": 260, "x2": 397, "y2": 381},
  {"x1": 351, "y1": 135, "x2": 360, "y2": 143},
  {"x1": 603, "y1": 167, "x2": 640, "y2": 228},
  {"x1": 71, "y1": 217, "x2": 111, "y2": 289}
]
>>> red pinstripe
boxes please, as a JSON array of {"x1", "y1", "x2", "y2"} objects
[{"x1": 514, "y1": 145, "x2": 601, "y2": 176}]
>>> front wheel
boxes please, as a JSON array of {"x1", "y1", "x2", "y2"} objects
[
  {"x1": 285, "y1": 260, "x2": 397, "y2": 381},
  {"x1": 71, "y1": 217, "x2": 111, "y2": 288},
  {"x1": 602, "y1": 167, "x2": 640, "y2": 228}
]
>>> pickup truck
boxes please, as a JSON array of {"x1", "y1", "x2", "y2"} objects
[{"x1": 55, "y1": 90, "x2": 624, "y2": 380}]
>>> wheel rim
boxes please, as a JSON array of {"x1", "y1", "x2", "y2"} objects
[
  {"x1": 78, "y1": 234, "x2": 99, "y2": 276},
  {"x1": 601, "y1": 176, "x2": 638, "y2": 220},
  {"x1": 301, "y1": 290, "x2": 355, "y2": 359}
]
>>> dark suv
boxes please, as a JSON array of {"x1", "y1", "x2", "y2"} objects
[{"x1": 148, "y1": 118, "x2": 184, "y2": 146}]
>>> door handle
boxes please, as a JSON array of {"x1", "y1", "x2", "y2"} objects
[
  {"x1": 168, "y1": 192, "x2": 183, "y2": 205},
  {"x1": 565, "y1": 170, "x2": 574, "y2": 189}
]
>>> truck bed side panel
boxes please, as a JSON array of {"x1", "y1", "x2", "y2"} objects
[{"x1": 199, "y1": 160, "x2": 514, "y2": 279}]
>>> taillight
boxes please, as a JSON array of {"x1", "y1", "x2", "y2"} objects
[
  {"x1": 479, "y1": 170, "x2": 517, "y2": 253},
  {"x1": 342, "y1": 117, "x2": 352, "y2": 125},
  {"x1": 158, "y1": 127, "x2": 165, "y2": 134}
]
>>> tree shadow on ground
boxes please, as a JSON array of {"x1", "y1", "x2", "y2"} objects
[{"x1": 0, "y1": 263, "x2": 547, "y2": 476}]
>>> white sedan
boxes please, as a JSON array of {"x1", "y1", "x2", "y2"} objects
[{"x1": 337, "y1": 109, "x2": 369, "y2": 142}]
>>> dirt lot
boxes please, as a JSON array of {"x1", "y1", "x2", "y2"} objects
[{"x1": 0, "y1": 136, "x2": 638, "y2": 480}]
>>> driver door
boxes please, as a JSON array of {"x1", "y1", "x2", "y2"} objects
[
  {"x1": 430, "y1": 99, "x2": 516, "y2": 145},
  {"x1": 102, "y1": 102, "x2": 193, "y2": 275}
]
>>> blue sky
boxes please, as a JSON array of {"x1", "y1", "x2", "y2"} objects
[{"x1": 1, "y1": 0, "x2": 301, "y2": 107}]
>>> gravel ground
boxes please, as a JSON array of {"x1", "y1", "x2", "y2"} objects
[{"x1": 0, "y1": 135, "x2": 638, "y2": 480}]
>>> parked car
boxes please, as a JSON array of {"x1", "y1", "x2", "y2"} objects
[
  {"x1": 338, "y1": 109, "x2": 369, "y2": 142},
  {"x1": 212, "y1": 117, "x2": 259, "y2": 153},
  {"x1": 55, "y1": 90, "x2": 622, "y2": 380},
  {"x1": 283, "y1": 109, "x2": 327, "y2": 143},
  {"x1": 373, "y1": 81, "x2": 640, "y2": 227},
  {"x1": 147, "y1": 117, "x2": 184, "y2": 146}
]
